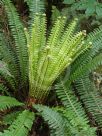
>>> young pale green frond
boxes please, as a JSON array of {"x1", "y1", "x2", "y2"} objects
[
  {"x1": 0, "y1": 96, "x2": 24, "y2": 111},
  {"x1": 75, "y1": 75, "x2": 102, "y2": 127},
  {"x1": 2, "y1": 0, "x2": 28, "y2": 85},
  {"x1": 0, "y1": 110, "x2": 35, "y2": 136},
  {"x1": 34, "y1": 104, "x2": 71, "y2": 136},
  {"x1": 28, "y1": 15, "x2": 89, "y2": 102}
]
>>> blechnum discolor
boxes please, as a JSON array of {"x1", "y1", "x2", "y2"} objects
[{"x1": 25, "y1": 13, "x2": 90, "y2": 104}]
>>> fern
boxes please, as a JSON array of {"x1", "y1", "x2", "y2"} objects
[
  {"x1": 27, "y1": 15, "x2": 89, "y2": 103},
  {"x1": 0, "y1": 96, "x2": 24, "y2": 111},
  {"x1": 0, "y1": 110, "x2": 35, "y2": 136}
]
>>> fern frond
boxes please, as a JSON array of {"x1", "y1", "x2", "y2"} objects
[
  {"x1": 55, "y1": 107, "x2": 96, "y2": 136},
  {"x1": 56, "y1": 79, "x2": 87, "y2": 120},
  {"x1": 1, "y1": 110, "x2": 35, "y2": 136},
  {"x1": 25, "y1": 0, "x2": 45, "y2": 13},
  {"x1": 0, "y1": 31, "x2": 20, "y2": 87},
  {"x1": 69, "y1": 53, "x2": 102, "y2": 84},
  {"x1": 3, "y1": 111, "x2": 21, "y2": 125},
  {"x1": 0, "y1": 61, "x2": 16, "y2": 90},
  {"x1": 75, "y1": 75, "x2": 102, "y2": 127},
  {"x1": 2, "y1": 0, "x2": 28, "y2": 85},
  {"x1": 0, "y1": 83, "x2": 10, "y2": 95},
  {"x1": 34, "y1": 104, "x2": 71, "y2": 136},
  {"x1": 0, "y1": 96, "x2": 24, "y2": 111}
]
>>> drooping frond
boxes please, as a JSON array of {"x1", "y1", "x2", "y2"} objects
[
  {"x1": 0, "y1": 96, "x2": 24, "y2": 111},
  {"x1": 34, "y1": 104, "x2": 71, "y2": 136},
  {"x1": 75, "y1": 75, "x2": 102, "y2": 128},
  {"x1": 55, "y1": 79, "x2": 96, "y2": 135},
  {"x1": 27, "y1": 15, "x2": 89, "y2": 103},
  {"x1": 34, "y1": 104, "x2": 96, "y2": 136},
  {"x1": 55, "y1": 107, "x2": 96, "y2": 136},
  {"x1": 0, "y1": 31, "x2": 20, "y2": 88},
  {"x1": 1, "y1": 0, "x2": 28, "y2": 86},
  {"x1": 68, "y1": 52, "x2": 102, "y2": 85},
  {"x1": 56, "y1": 79, "x2": 87, "y2": 120},
  {"x1": 0, "y1": 110, "x2": 35, "y2": 136}
]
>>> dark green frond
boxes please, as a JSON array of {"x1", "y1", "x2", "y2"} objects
[
  {"x1": 34, "y1": 104, "x2": 70, "y2": 136},
  {"x1": 69, "y1": 53, "x2": 102, "y2": 84},
  {"x1": 0, "y1": 31, "x2": 20, "y2": 87},
  {"x1": 0, "y1": 83, "x2": 10, "y2": 95},
  {"x1": 3, "y1": 111, "x2": 22, "y2": 125},
  {"x1": 75, "y1": 75, "x2": 102, "y2": 127},
  {"x1": 0, "y1": 96, "x2": 24, "y2": 111},
  {"x1": 2, "y1": 0, "x2": 28, "y2": 85},
  {"x1": 56, "y1": 79, "x2": 87, "y2": 120},
  {"x1": 1, "y1": 110, "x2": 35, "y2": 136}
]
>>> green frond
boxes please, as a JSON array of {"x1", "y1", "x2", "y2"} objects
[
  {"x1": 0, "y1": 96, "x2": 24, "y2": 111},
  {"x1": 25, "y1": 0, "x2": 45, "y2": 13},
  {"x1": 69, "y1": 53, "x2": 102, "y2": 84},
  {"x1": 55, "y1": 107, "x2": 96, "y2": 136},
  {"x1": 34, "y1": 104, "x2": 71, "y2": 136},
  {"x1": 55, "y1": 79, "x2": 97, "y2": 135},
  {"x1": 2, "y1": 0, "x2": 28, "y2": 85},
  {"x1": 75, "y1": 75, "x2": 102, "y2": 127},
  {"x1": 87, "y1": 25, "x2": 102, "y2": 43},
  {"x1": 28, "y1": 16, "x2": 89, "y2": 102},
  {"x1": 1, "y1": 110, "x2": 35, "y2": 136},
  {"x1": 24, "y1": 0, "x2": 45, "y2": 26},
  {"x1": 3, "y1": 111, "x2": 22, "y2": 125},
  {"x1": 56, "y1": 79, "x2": 87, "y2": 120},
  {"x1": 0, "y1": 31, "x2": 20, "y2": 87}
]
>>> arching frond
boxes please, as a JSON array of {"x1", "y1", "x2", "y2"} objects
[
  {"x1": 75, "y1": 75, "x2": 102, "y2": 128},
  {"x1": 34, "y1": 104, "x2": 71, "y2": 136},
  {"x1": 0, "y1": 96, "x2": 24, "y2": 111}
]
